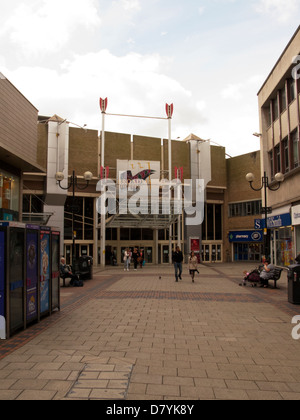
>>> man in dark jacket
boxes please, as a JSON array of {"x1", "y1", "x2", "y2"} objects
[
  {"x1": 172, "y1": 246, "x2": 183, "y2": 282},
  {"x1": 60, "y1": 257, "x2": 79, "y2": 287}
]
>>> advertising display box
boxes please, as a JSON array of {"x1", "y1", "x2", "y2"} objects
[{"x1": 0, "y1": 221, "x2": 60, "y2": 339}]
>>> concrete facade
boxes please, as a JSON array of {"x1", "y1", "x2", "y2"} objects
[
  {"x1": 0, "y1": 74, "x2": 44, "y2": 222},
  {"x1": 258, "y1": 25, "x2": 300, "y2": 265}
]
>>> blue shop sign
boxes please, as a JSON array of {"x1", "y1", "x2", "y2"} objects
[
  {"x1": 229, "y1": 231, "x2": 263, "y2": 243},
  {"x1": 255, "y1": 213, "x2": 291, "y2": 230}
]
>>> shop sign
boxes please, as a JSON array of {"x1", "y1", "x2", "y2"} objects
[
  {"x1": 255, "y1": 213, "x2": 292, "y2": 229},
  {"x1": 229, "y1": 231, "x2": 263, "y2": 243},
  {"x1": 292, "y1": 205, "x2": 300, "y2": 226}
]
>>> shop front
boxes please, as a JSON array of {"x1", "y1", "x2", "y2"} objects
[
  {"x1": 0, "y1": 169, "x2": 20, "y2": 221},
  {"x1": 292, "y1": 204, "x2": 300, "y2": 257},
  {"x1": 229, "y1": 230, "x2": 263, "y2": 262},
  {"x1": 269, "y1": 212, "x2": 293, "y2": 267}
]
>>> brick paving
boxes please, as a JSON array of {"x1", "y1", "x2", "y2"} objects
[{"x1": 0, "y1": 262, "x2": 300, "y2": 400}]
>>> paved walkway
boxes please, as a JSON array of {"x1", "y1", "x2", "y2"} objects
[{"x1": 0, "y1": 262, "x2": 300, "y2": 400}]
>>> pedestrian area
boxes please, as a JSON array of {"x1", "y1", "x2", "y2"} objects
[{"x1": 0, "y1": 263, "x2": 300, "y2": 401}]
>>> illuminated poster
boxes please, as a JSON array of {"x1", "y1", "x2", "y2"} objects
[
  {"x1": 190, "y1": 238, "x2": 200, "y2": 252},
  {"x1": 26, "y1": 231, "x2": 38, "y2": 321},
  {"x1": 40, "y1": 230, "x2": 50, "y2": 314}
]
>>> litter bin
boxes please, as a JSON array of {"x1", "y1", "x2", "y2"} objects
[
  {"x1": 288, "y1": 264, "x2": 300, "y2": 304},
  {"x1": 78, "y1": 256, "x2": 93, "y2": 280}
]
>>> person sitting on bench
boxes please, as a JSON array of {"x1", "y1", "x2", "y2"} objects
[
  {"x1": 260, "y1": 258, "x2": 275, "y2": 288},
  {"x1": 60, "y1": 257, "x2": 79, "y2": 286}
]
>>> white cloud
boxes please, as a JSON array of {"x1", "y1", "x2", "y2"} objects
[
  {"x1": 198, "y1": 6, "x2": 205, "y2": 16},
  {"x1": 0, "y1": 0, "x2": 101, "y2": 57},
  {"x1": 255, "y1": 0, "x2": 299, "y2": 23},
  {"x1": 121, "y1": 0, "x2": 141, "y2": 11},
  {"x1": 2, "y1": 49, "x2": 206, "y2": 139}
]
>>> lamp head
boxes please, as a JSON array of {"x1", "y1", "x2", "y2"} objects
[
  {"x1": 274, "y1": 172, "x2": 284, "y2": 183},
  {"x1": 246, "y1": 173, "x2": 255, "y2": 183},
  {"x1": 55, "y1": 172, "x2": 65, "y2": 182},
  {"x1": 84, "y1": 171, "x2": 93, "y2": 181}
]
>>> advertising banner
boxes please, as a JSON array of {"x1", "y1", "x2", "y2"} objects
[
  {"x1": 40, "y1": 230, "x2": 50, "y2": 314},
  {"x1": 26, "y1": 231, "x2": 38, "y2": 321},
  {"x1": 190, "y1": 238, "x2": 200, "y2": 252},
  {"x1": 117, "y1": 160, "x2": 160, "y2": 191},
  {"x1": 292, "y1": 205, "x2": 300, "y2": 226}
]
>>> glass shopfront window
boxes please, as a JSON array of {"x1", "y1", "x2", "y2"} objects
[
  {"x1": 0, "y1": 170, "x2": 20, "y2": 217},
  {"x1": 275, "y1": 227, "x2": 294, "y2": 267}
]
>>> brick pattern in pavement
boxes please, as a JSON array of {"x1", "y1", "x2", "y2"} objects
[{"x1": 0, "y1": 263, "x2": 300, "y2": 400}]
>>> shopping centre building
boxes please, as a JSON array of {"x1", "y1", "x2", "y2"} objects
[
  {"x1": 10, "y1": 107, "x2": 263, "y2": 266},
  {"x1": 1, "y1": 27, "x2": 300, "y2": 268}
]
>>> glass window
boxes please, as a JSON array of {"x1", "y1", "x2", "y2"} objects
[
  {"x1": 202, "y1": 204, "x2": 223, "y2": 241},
  {"x1": 84, "y1": 197, "x2": 94, "y2": 240},
  {"x1": 120, "y1": 228, "x2": 130, "y2": 241},
  {"x1": 274, "y1": 145, "x2": 281, "y2": 174},
  {"x1": 269, "y1": 150, "x2": 274, "y2": 177},
  {"x1": 142, "y1": 229, "x2": 153, "y2": 241},
  {"x1": 228, "y1": 201, "x2": 262, "y2": 218},
  {"x1": 23, "y1": 195, "x2": 43, "y2": 213},
  {"x1": 288, "y1": 78, "x2": 296, "y2": 103},
  {"x1": 276, "y1": 227, "x2": 294, "y2": 267},
  {"x1": 131, "y1": 229, "x2": 141, "y2": 241},
  {"x1": 215, "y1": 205, "x2": 222, "y2": 240},
  {"x1": 207, "y1": 204, "x2": 214, "y2": 240},
  {"x1": 272, "y1": 97, "x2": 279, "y2": 121},
  {"x1": 0, "y1": 170, "x2": 20, "y2": 212},
  {"x1": 64, "y1": 197, "x2": 95, "y2": 241},
  {"x1": 282, "y1": 137, "x2": 289, "y2": 173},
  {"x1": 280, "y1": 88, "x2": 287, "y2": 113},
  {"x1": 292, "y1": 130, "x2": 299, "y2": 168}
]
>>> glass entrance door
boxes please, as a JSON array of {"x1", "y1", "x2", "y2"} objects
[{"x1": 201, "y1": 244, "x2": 223, "y2": 263}]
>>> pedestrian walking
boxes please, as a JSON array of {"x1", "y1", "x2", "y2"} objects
[
  {"x1": 138, "y1": 250, "x2": 144, "y2": 269},
  {"x1": 172, "y1": 246, "x2": 183, "y2": 282},
  {"x1": 132, "y1": 247, "x2": 139, "y2": 271},
  {"x1": 123, "y1": 248, "x2": 131, "y2": 271},
  {"x1": 188, "y1": 251, "x2": 198, "y2": 283}
]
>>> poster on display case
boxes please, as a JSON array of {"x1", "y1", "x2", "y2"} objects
[
  {"x1": 190, "y1": 237, "x2": 201, "y2": 263},
  {"x1": 26, "y1": 229, "x2": 39, "y2": 322},
  {"x1": 40, "y1": 229, "x2": 50, "y2": 314},
  {"x1": 0, "y1": 231, "x2": 5, "y2": 318},
  {"x1": 51, "y1": 231, "x2": 60, "y2": 311}
]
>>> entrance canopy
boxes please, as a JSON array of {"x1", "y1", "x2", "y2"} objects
[{"x1": 99, "y1": 199, "x2": 182, "y2": 230}]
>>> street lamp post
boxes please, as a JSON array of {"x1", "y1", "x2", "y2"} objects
[
  {"x1": 246, "y1": 171, "x2": 284, "y2": 260},
  {"x1": 55, "y1": 170, "x2": 93, "y2": 267}
]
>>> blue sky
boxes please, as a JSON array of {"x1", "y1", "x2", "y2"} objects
[{"x1": 1, "y1": 0, "x2": 300, "y2": 157}]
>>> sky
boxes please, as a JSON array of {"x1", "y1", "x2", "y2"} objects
[{"x1": 0, "y1": 0, "x2": 300, "y2": 157}]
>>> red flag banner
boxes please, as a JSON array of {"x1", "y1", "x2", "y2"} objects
[
  {"x1": 100, "y1": 98, "x2": 108, "y2": 113},
  {"x1": 166, "y1": 103, "x2": 174, "y2": 118}
]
